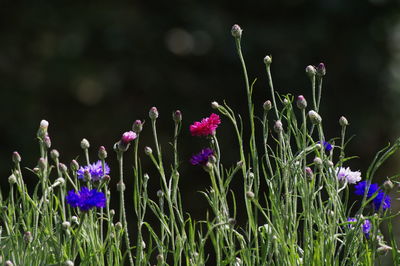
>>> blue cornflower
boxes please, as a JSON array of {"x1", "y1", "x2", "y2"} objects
[
  {"x1": 66, "y1": 187, "x2": 106, "y2": 211},
  {"x1": 347, "y1": 217, "x2": 372, "y2": 239},
  {"x1": 318, "y1": 141, "x2": 332, "y2": 152},
  {"x1": 354, "y1": 181, "x2": 391, "y2": 210},
  {"x1": 190, "y1": 148, "x2": 214, "y2": 166},
  {"x1": 77, "y1": 160, "x2": 110, "y2": 181}
]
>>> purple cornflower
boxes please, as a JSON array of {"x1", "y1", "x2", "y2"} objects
[
  {"x1": 190, "y1": 148, "x2": 214, "y2": 166},
  {"x1": 354, "y1": 181, "x2": 391, "y2": 210},
  {"x1": 66, "y1": 187, "x2": 106, "y2": 211},
  {"x1": 347, "y1": 217, "x2": 372, "y2": 239},
  {"x1": 77, "y1": 160, "x2": 110, "y2": 181},
  {"x1": 337, "y1": 167, "x2": 361, "y2": 184}
]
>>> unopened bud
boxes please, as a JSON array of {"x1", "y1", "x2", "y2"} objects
[
  {"x1": 63, "y1": 260, "x2": 74, "y2": 266},
  {"x1": 383, "y1": 180, "x2": 394, "y2": 192},
  {"x1": 141, "y1": 240, "x2": 146, "y2": 249},
  {"x1": 70, "y1": 160, "x2": 79, "y2": 172},
  {"x1": 173, "y1": 110, "x2": 182, "y2": 122},
  {"x1": 59, "y1": 163, "x2": 68, "y2": 174},
  {"x1": 132, "y1": 120, "x2": 143, "y2": 133},
  {"x1": 283, "y1": 98, "x2": 289, "y2": 106},
  {"x1": 50, "y1": 149, "x2": 59, "y2": 161},
  {"x1": 231, "y1": 24, "x2": 242, "y2": 38},
  {"x1": 157, "y1": 254, "x2": 164, "y2": 262},
  {"x1": 24, "y1": 231, "x2": 33, "y2": 243},
  {"x1": 80, "y1": 138, "x2": 90, "y2": 150},
  {"x1": 325, "y1": 160, "x2": 334, "y2": 167},
  {"x1": 8, "y1": 174, "x2": 17, "y2": 185},
  {"x1": 12, "y1": 152, "x2": 21, "y2": 164},
  {"x1": 55, "y1": 177, "x2": 65, "y2": 186},
  {"x1": 110, "y1": 209, "x2": 115, "y2": 216},
  {"x1": 71, "y1": 216, "x2": 79, "y2": 224},
  {"x1": 211, "y1": 101, "x2": 219, "y2": 109},
  {"x1": 316, "y1": 62, "x2": 326, "y2": 76},
  {"x1": 44, "y1": 136, "x2": 51, "y2": 148},
  {"x1": 83, "y1": 170, "x2": 91, "y2": 182},
  {"x1": 143, "y1": 173, "x2": 150, "y2": 181},
  {"x1": 263, "y1": 55, "x2": 272, "y2": 66},
  {"x1": 98, "y1": 146, "x2": 107, "y2": 160},
  {"x1": 5, "y1": 260, "x2": 14, "y2": 266},
  {"x1": 149, "y1": 107, "x2": 159, "y2": 120},
  {"x1": 115, "y1": 222, "x2": 123, "y2": 231},
  {"x1": 308, "y1": 110, "x2": 322, "y2": 125},
  {"x1": 208, "y1": 155, "x2": 217, "y2": 164},
  {"x1": 62, "y1": 221, "x2": 71, "y2": 229},
  {"x1": 38, "y1": 158, "x2": 46, "y2": 171},
  {"x1": 274, "y1": 120, "x2": 283, "y2": 133},
  {"x1": 103, "y1": 175, "x2": 111, "y2": 182},
  {"x1": 263, "y1": 100, "x2": 272, "y2": 111},
  {"x1": 305, "y1": 167, "x2": 313, "y2": 179},
  {"x1": 296, "y1": 95, "x2": 307, "y2": 109},
  {"x1": 144, "y1": 146, "x2": 152, "y2": 155},
  {"x1": 203, "y1": 162, "x2": 213, "y2": 172},
  {"x1": 313, "y1": 157, "x2": 323, "y2": 167},
  {"x1": 117, "y1": 181, "x2": 125, "y2": 192},
  {"x1": 246, "y1": 191, "x2": 255, "y2": 199},
  {"x1": 339, "y1": 116, "x2": 348, "y2": 127},
  {"x1": 305, "y1": 65, "x2": 316, "y2": 78},
  {"x1": 157, "y1": 190, "x2": 164, "y2": 198},
  {"x1": 228, "y1": 218, "x2": 236, "y2": 226}
]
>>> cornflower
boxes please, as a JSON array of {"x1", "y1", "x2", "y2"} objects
[
  {"x1": 77, "y1": 160, "x2": 110, "y2": 181},
  {"x1": 190, "y1": 148, "x2": 214, "y2": 166},
  {"x1": 337, "y1": 167, "x2": 361, "y2": 184},
  {"x1": 347, "y1": 217, "x2": 371, "y2": 238},
  {"x1": 66, "y1": 187, "x2": 106, "y2": 211},
  {"x1": 190, "y1": 113, "x2": 221, "y2": 136},
  {"x1": 354, "y1": 181, "x2": 391, "y2": 210}
]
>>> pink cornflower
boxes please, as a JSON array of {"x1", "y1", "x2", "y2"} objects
[
  {"x1": 121, "y1": 131, "x2": 137, "y2": 145},
  {"x1": 190, "y1": 113, "x2": 221, "y2": 136}
]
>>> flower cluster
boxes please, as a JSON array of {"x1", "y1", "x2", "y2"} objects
[
  {"x1": 354, "y1": 181, "x2": 391, "y2": 210},
  {"x1": 77, "y1": 160, "x2": 110, "y2": 181},
  {"x1": 337, "y1": 167, "x2": 361, "y2": 184},
  {"x1": 190, "y1": 113, "x2": 221, "y2": 137},
  {"x1": 66, "y1": 187, "x2": 106, "y2": 211},
  {"x1": 347, "y1": 217, "x2": 371, "y2": 239},
  {"x1": 190, "y1": 148, "x2": 214, "y2": 166}
]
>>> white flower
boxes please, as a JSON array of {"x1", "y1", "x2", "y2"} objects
[{"x1": 337, "y1": 167, "x2": 361, "y2": 184}]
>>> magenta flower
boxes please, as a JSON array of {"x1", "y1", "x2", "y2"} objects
[
  {"x1": 121, "y1": 131, "x2": 137, "y2": 145},
  {"x1": 190, "y1": 113, "x2": 221, "y2": 137}
]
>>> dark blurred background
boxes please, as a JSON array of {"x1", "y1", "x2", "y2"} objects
[{"x1": 1, "y1": 0, "x2": 400, "y2": 262}]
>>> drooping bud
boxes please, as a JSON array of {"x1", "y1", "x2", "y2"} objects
[
  {"x1": 80, "y1": 138, "x2": 90, "y2": 150},
  {"x1": 263, "y1": 55, "x2": 272, "y2": 66},
  {"x1": 132, "y1": 120, "x2": 143, "y2": 133},
  {"x1": 149, "y1": 107, "x2": 159, "y2": 120},
  {"x1": 316, "y1": 62, "x2": 326, "y2": 76},
  {"x1": 308, "y1": 110, "x2": 322, "y2": 125},
  {"x1": 98, "y1": 146, "x2": 107, "y2": 160},
  {"x1": 211, "y1": 101, "x2": 219, "y2": 109},
  {"x1": 339, "y1": 116, "x2": 348, "y2": 127},
  {"x1": 173, "y1": 110, "x2": 182, "y2": 122},
  {"x1": 274, "y1": 120, "x2": 283, "y2": 133},
  {"x1": 144, "y1": 146, "x2": 153, "y2": 156},
  {"x1": 305, "y1": 65, "x2": 316, "y2": 78},
  {"x1": 263, "y1": 100, "x2": 272, "y2": 111},
  {"x1": 296, "y1": 95, "x2": 307, "y2": 109},
  {"x1": 12, "y1": 152, "x2": 21, "y2": 164},
  {"x1": 59, "y1": 163, "x2": 68, "y2": 174},
  {"x1": 231, "y1": 24, "x2": 242, "y2": 38},
  {"x1": 50, "y1": 149, "x2": 59, "y2": 161}
]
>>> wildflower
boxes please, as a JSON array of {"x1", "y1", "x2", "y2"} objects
[
  {"x1": 339, "y1": 116, "x2": 349, "y2": 127},
  {"x1": 316, "y1": 62, "x2": 326, "y2": 76},
  {"x1": 347, "y1": 217, "x2": 371, "y2": 238},
  {"x1": 308, "y1": 110, "x2": 322, "y2": 125},
  {"x1": 132, "y1": 120, "x2": 143, "y2": 133},
  {"x1": 77, "y1": 160, "x2": 110, "y2": 181},
  {"x1": 149, "y1": 106, "x2": 159, "y2": 120},
  {"x1": 354, "y1": 181, "x2": 391, "y2": 210},
  {"x1": 263, "y1": 100, "x2": 272, "y2": 111},
  {"x1": 190, "y1": 148, "x2": 214, "y2": 166},
  {"x1": 337, "y1": 167, "x2": 361, "y2": 184},
  {"x1": 120, "y1": 131, "x2": 137, "y2": 145},
  {"x1": 296, "y1": 95, "x2": 307, "y2": 109},
  {"x1": 190, "y1": 113, "x2": 221, "y2": 137},
  {"x1": 231, "y1": 24, "x2": 242, "y2": 38},
  {"x1": 66, "y1": 187, "x2": 106, "y2": 211},
  {"x1": 263, "y1": 55, "x2": 272, "y2": 66}
]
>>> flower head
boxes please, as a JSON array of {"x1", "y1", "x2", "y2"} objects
[
  {"x1": 190, "y1": 113, "x2": 221, "y2": 137},
  {"x1": 190, "y1": 148, "x2": 214, "y2": 166},
  {"x1": 337, "y1": 167, "x2": 361, "y2": 184},
  {"x1": 77, "y1": 160, "x2": 110, "y2": 181},
  {"x1": 354, "y1": 181, "x2": 391, "y2": 210},
  {"x1": 347, "y1": 217, "x2": 371, "y2": 238},
  {"x1": 121, "y1": 131, "x2": 137, "y2": 145},
  {"x1": 66, "y1": 187, "x2": 106, "y2": 211}
]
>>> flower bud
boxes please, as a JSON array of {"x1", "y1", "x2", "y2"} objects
[
  {"x1": 80, "y1": 138, "x2": 90, "y2": 150},
  {"x1": 313, "y1": 157, "x2": 323, "y2": 167},
  {"x1": 55, "y1": 177, "x2": 65, "y2": 186},
  {"x1": 115, "y1": 222, "x2": 123, "y2": 231},
  {"x1": 308, "y1": 110, "x2": 322, "y2": 125},
  {"x1": 316, "y1": 62, "x2": 326, "y2": 76},
  {"x1": 173, "y1": 110, "x2": 182, "y2": 122},
  {"x1": 246, "y1": 191, "x2": 255, "y2": 199},
  {"x1": 132, "y1": 120, "x2": 143, "y2": 133},
  {"x1": 211, "y1": 101, "x2": 219, "y2": 109},
  {"x1": 325, "y1": 160, "x2": 334, "y2": 167},
  {"x1": 110, "y1": 209, "x2": 115, "y2": 216},
  {"x1": 97, "y1": 146, "x2": 107, "y2": 160},
  {"x1": 121, "y1": 131, "x2": 136, "y2": 145},
  {"x1": 38, "y1": 158, "x2": 46, "y2": 172},
  {"x1": 263, "y1": 55, "x2": 272, "y2": 66},
  {"x1": 12, "y1": 152, "x2": 21, "y2": 164},
  {"x1": 5, "y1": 260, "x2": 13, "y2": 266},
  {"x1": 62, "y1": 221, "x2": 71, "y2": 229},
  {"x1": 339, "y1": 116, "x2": 348, "y2": 127},
  {"x1": 157, "y1": 254, "x2": 164, "y2": 262},
  {"x1": 157, "y1": 190, "x2": 164, "y2": 198},
  {"x1": 263, "y1": 100, "x2": 272, "y2": 111},
  {"x1": 144, "y1": 146, "x2": 153, "y2": 156},
  {"x1": 50, "y1": 149, "x2": 59, "y2": 161},
  {"x1": 24, "y1": 231, "x2": 33, "y2": 243},
  {"x1": 283, "y1": 98, "x2": 289, "y2": 106},
  {"x1": 296, "y1": 95, "x2": 307, "y2": 110},
  {"x1": 71, "y1": 216, "x2": 79, "y2": 224},
  {"x1": 59, "y1": 163, "x2": 68, "y2": 174},
  {"x1": 228, "y1": 218, "x2": 236, "y2": 226},
  {"x1": 44, "y1": 136, "x2": 51, "y2": 149},
  {"x1": 70, "y1": 160, "x2": 79, "y2": 172},
  {"x1": 208, "y1": 155, "x2": 217, "y2": 164},
  {"x1": 305, "y1": 65, "x2": 316, "y2": 78},
  {"x1": 274, "y1": 120, "x2": 283, "y2": 133},
  {"x1": 143, "y1": 173, "x2": 150, "y2": 181},
  {"x1": 37, "y1": 120, "x2": 49, "y2": 139},
  {"x1": 103, "y1": 175, "x2": 111, "y2": 182},
  {"x1": 203, "y1": 162, "x2": 213, "y2": 172},
  {"x1": 149, "y1": 107, "x2": 159, "y2": 120},
  {"x1": 117, "y1": 181, "x2": 125, "y2": 192},
  {"x1": 63, "y1": 260, "x2": 74, "y2": 266},
  {"x1": 305, "y1": 167, "x2": 313, "y2": 179},
  {"x1": 231, "y1": 24, "x2": 242, "y2": 38},
  {"x1": 83, "y1": 170, "x2": 91, "y2": 182},
  {"x1": 383, "y1": 180, "x2": 394, "y2": 192},
  {"x1": 236, "y1": 160, "x2": 244, "y2": 168}
]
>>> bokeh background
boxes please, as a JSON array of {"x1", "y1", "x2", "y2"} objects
[{"x1": 1, "y1": 0, "x2": 400, "y2": 263}]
